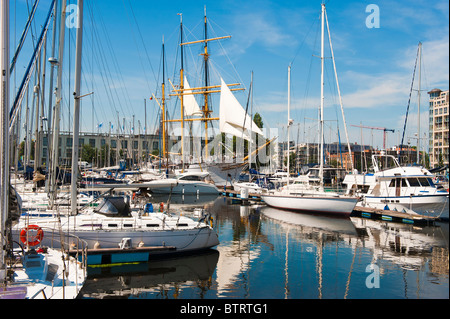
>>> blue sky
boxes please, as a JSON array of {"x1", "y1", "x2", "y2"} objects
[{"x1": 11, "y1": 0, "x2": 449, "y2": 150}]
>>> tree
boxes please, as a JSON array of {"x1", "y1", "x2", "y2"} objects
[
  {"x1": 253, "y1": 113, "x2": 263, "y2": 129},
  {"x1": 283, "y1": 152, "x2": 296, "y2": 172},
  {"x1": 80, "y1": 144, "x2": 96, "y2": 163}
]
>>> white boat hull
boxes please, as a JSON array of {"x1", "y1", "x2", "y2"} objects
[
  {"x1": 12, "y1": 207, "x2": 220, "y2": 265},
  {"x1": 232, "y1": 182, "x2": 263, "y2": 194},
  {"x1": 361, "y1": 194, "x2": 449, "y2": 218},
  {"x1": 150, "y1": 182, "x2": 220, "y2": 195},
  {"x1": 177, "y1": 163, "x2": 244, "y2": 187},
  {"x1": 13, "y1": 225, "x2": 219, "y2": 254},
  {"x1": 261, "y1": 194, "x2": 358, "y2": 216}
]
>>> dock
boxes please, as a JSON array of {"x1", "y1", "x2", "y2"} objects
[
  {"x1": 352, "y1": 206, "x2": 440, "y2": 226},
  {"x1": 222, "y1": 189, "x2": 443, "y2": 226},
  {"x1": 222, "y1": 189, "x2": 262, "y2": 201}
]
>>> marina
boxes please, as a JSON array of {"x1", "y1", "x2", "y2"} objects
[
  {"x1": 1, "y1": 0, "x2": 449, "y2": 302},
  {"x1": 76, "y1": 196, "x2": 449, "y2": 299}
]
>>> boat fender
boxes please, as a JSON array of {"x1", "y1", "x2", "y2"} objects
[
  {"x1": 159, "y1": 202, "x2": 164, "y2": 212},
  {"x1": 144, "y1": 203, "x2": 153, "y2": 214},
  {"x1": 20, "y1": 225, "x2": 44, "y2": 247}
]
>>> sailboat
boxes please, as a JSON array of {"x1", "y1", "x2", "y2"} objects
[
  {"x1": 1, "y1": 0, "x2": 87, "y2": 299},
  {"x1": 11, "y1": 3, "x2": 219, "y2": 266},
  {"x1": 230, "y1": 73, "x2": 266, "y2": 194},
  {"x1": 261, "y1": 4, "x2": 358, "y2": 216},
  {"x1": 166, "y1": 11, "x2": 265, "y2": 187}
]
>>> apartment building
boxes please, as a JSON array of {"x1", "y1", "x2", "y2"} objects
[
  {"x1": 37, "y1": 131, "x2": 168, "y2": 168},
  {"x1": 428, "y1": 88, "x2": 449, "y2": 168}
]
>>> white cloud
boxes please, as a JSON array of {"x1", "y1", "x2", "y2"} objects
[
  {"x1": 338, "y1": 37, "x2": 449, "y2": 110},
  {"x1": 224, "y1": 10, "x2": 298, "y2": 56},
  {"x1": 340, "y1": 72, "x2": 410, "y2": 109}
]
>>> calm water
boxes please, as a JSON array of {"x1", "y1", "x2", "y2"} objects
[{"x1": 78, "y1": 195, "x2": 449, "y2": 299}]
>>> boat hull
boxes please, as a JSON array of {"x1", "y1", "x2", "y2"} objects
[
  {"x1": 362, "y1": 194, "x2": 449, "y2": 218},
  {"x1": 150, "y1": 182, "x2": 220, "y2": 195},
  {"x1": 232, "y1": 182, "x2": 263, "y2": 194},
  {"x1": 261, "y1": 194, "x2": 358, "y2": 216},
  {"x1": 13, "y1": 226, "x2": 219, "y2": 251},
  {"x1": 177, "y1": 163, "x2": 244, "y2": 187}
]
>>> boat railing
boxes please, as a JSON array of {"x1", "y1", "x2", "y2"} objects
[
  {"x1": 10, "y1": 225, "x2": 88, "y2": 297},
  {"x1": 39, "y1": 225, "x2": 88, "y2": 273}
]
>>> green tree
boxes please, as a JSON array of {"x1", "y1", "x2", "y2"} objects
[
  {"x1": 80, "y1": 144, "x2": 96, "y2": 163},
  {"x1": 253, "y1": 113, "x2": 263, "y2": 129},
  {"x1": 283, "y1": 152, "x2": 296, "y2": 172}
]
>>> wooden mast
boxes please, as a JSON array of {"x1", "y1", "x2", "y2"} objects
[
  {"x1": 178, "y1": 13, "x2": 185, "y2": 171},
  {"x1": 173, "y1": 10, "x2": 236, "y2": 162},
  {"x1": 202, "y1": 7, "x2": 210, "y2": 159}
]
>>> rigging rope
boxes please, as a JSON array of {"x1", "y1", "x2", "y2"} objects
[
  {"x1": 399, "y1": 45, "x2": 419, "y2": 162},
  {"x1": 10, "y1": 0, "x2": 40, "y2": 74}
]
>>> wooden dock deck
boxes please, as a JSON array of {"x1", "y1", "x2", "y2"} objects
[{"x1": 351, "y1": 206, "x2": 440, "y2": 225}]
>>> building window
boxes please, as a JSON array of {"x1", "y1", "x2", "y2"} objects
[{"x1": 89, "y1": 139, "x2": 95, "y2": 147}]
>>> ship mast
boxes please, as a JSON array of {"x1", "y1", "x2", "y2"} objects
[
  {"x1": 319, "y1": 3, "x2": 325, "y2": 189},
  {"x1": 179, "y1": 13, "x2": 185, "y2": 171},
  {"x1": 152, "y1": 39, "x2": 168, "y2": 166},
  {"x1": 169, "y1": 10, "x2": 241, "y2": 164},
  {"x1": 202, "y1": 7, "x2": 210, "y2": 158}
]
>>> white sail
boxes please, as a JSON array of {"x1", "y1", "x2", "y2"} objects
[
  {"x1": 219, "y1": 78, "x2": 263, "y2": 141},
  {"x1": 184, "y1": 76, "x2": 202, "y2": 117}
]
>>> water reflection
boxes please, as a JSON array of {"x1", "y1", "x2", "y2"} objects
[
  {"x1": 78, "y1": 196, "x2": 449, "y2": 299},
  {"x1": 260, "y1": 206, "x2": 449, "y2": 299},
  {"x1": 78, "y1": 250, "x2": 219, "y2": 299}
]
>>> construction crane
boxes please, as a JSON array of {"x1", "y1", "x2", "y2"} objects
[{"x1": 351, "y1": 124, "x2": 395, "y2": 150}]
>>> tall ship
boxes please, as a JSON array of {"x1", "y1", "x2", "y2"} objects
[{"x1": 154, "y1": 10, "x2": 266, "y2": 187}]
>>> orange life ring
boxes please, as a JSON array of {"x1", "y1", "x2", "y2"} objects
[{"x1": 20, "y1": 225, "x2": 44, "y2": 247}]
